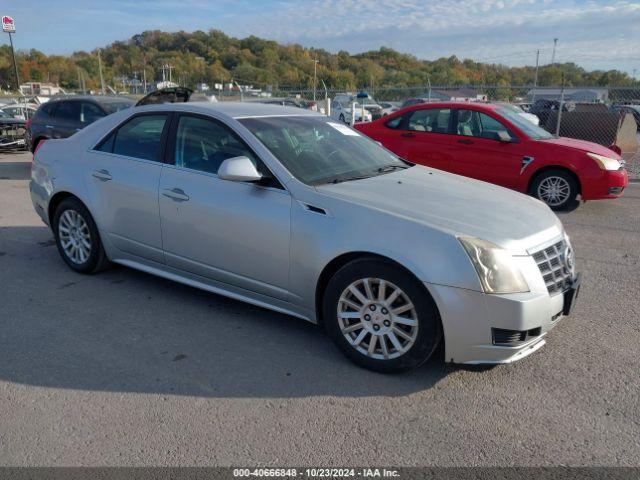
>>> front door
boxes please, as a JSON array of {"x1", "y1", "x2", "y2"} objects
[
  {"x1": 84, "y1": 113, "x2": 169, "y2": 263},
  {"x1": 159, "y1": 113, "x2": 291, "y2": 300},
  {"x1": 449, "y1": 108, "x2": 524, "y2": 189}
]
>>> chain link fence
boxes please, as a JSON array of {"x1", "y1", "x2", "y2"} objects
[{"x1": 240, "y1": 84, "x2": 639, "y2": 178}]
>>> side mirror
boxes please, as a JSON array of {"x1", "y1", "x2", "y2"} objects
[
  {"x1": 497, "y1": 130, "x2": 513, "y2": 143},
  {"x1": 218, "y1": 156, "x2": 263, "y2": 182}
]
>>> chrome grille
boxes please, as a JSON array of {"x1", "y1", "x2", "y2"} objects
[{"x1": 532, "y1": 240, "x2": 574, "y2": 295}]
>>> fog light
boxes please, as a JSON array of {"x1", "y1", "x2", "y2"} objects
[{"x1": 608, "y1": 186, "x2": 624, "y2": 195}]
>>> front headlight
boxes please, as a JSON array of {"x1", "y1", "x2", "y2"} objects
[
  {"x1": 587, "y1": 152, "x2": 621, "y2": 171},
  {"x1": 458, "y1": 237, "x2": 530, "y2": 294}
]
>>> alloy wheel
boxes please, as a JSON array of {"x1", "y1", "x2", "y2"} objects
[
  {"x1": 537, "y1": 176, "x2": 571, "y2": 206},
  {"x1": 337, "y1": 278, "x2": 419, "y2": 360},
  {"x1": 58, "y1": 209, "x2": 92, "y2": 264}
]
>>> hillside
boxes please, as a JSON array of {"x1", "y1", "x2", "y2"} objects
[{"x1": 1, "y1": 29, "x2": 636, "y2": 93}]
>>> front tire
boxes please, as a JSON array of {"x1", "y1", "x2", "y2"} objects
[
  {"x1": 530, "y1": 169, "x2": 579, "y2": 211},
  {"x1": 53, "y1": 197, "x2": 109, "y2": 274},
  {"x1": 323, "y1": 258, "x2": 442, "y2": 373}
]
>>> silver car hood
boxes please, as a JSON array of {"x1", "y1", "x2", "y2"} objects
[{"x1": 315, "y1": 166, "x2": 563, "y2": 253}]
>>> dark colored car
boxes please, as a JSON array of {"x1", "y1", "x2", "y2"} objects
[
  {"x1": 529, "y1": 99, "x2": 572, "y2": 127},
  {"x1": 26, "y1": 96, "x2": 134, "y2": 152}
]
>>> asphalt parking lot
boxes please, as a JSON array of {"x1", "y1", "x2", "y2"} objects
[{"x1": 1, "y1": 151, "x2": 639, "y2": 467}]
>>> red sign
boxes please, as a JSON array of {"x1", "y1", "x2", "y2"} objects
[{"x1": 2, "y1": 15, "x2": 15, "y2": 33}]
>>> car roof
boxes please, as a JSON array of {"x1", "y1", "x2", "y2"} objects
[
  {"x1": 400, "y1": 101, "x2": 501, "y2": 111},
  {"x1": 134, "y1": 101, "x2": 320, "y2": 119},
  {"x1": 46, "y1": 95, "x2": 134, "y2": 105}
]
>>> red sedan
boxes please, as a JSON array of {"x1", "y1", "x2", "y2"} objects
[{"x1": 355, "y1": 102, "x2": 628, "y2": 210}]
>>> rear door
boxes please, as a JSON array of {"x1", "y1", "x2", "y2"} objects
[
  {"x1": 50, "y1": 100, "x2": 83, "y2": 138},
  {"x1": 382, "y1": 107, "x2": 454, "y2": 171},
  {"x1": 448, "y1": 108, "x2": 524, "y2": 189},
  {"x1": 84, "y1": 112, "x2": 170, "y2": 263}
]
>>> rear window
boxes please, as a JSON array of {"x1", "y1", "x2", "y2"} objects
[{"x1": 37, "y1": 102, "x2": 57, "y2": 118}]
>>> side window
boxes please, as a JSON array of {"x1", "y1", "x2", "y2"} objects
[
  {"x1": 53, "y1": 101, "x2": 81, "y2": 123},
  {"x1": 385, "y1": 115, "x2": 403, "y2": 129},
  {"x1": 96, "y1": 132, "x2": 115, "y2": 153},
  {"x1": 80, "y1": 102, "x2": 105, "y2": 124},
  {"x1": 407, "y1": 108, "x2": 451, "y2": 133},
  {"x1": 456, "y1": 110, "x2": 512, "y2": 140},
  {"x1": 112, "y1": 115, "x2": 167, "y2": 161},
  {"x1": 174, "y1": 115, "x2": 259, "y2": 175},
  {"x1": 39, "y1": 102, "x2": 56, "y2": 118}
]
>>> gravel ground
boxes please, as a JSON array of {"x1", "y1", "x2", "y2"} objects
[{"x1": 1, "y1": 151, "x2": 638, "y2": 466}]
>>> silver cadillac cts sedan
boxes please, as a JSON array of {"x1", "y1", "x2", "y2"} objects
[{"x1": 30, "y1": 102, "x2": 580, "y2": 372}]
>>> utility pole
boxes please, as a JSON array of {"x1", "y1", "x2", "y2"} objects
[
  {"x1": 551, "y1": 38, "x2": 558, "y2": 65},
  {"x1": 2, "y1": 16, "x2": 21, "y2": 92},
  {"x1": 531, "y1": 49, "x2": 540, "y2": 104},
  {"x1": 77, "y1": 67, "x2": 83, "y2": 93},
  {"x1": 143, "y1": 68, "x2": 147, "y2": 94},
  {"x1": 7, "y1": 32, "x2": 20, "y2": 91},
  {"x1": 427, "y1": 74, "x2": 432, "y2": 102},
  {"x1": 97, "y1": 50, "x2": 106, "y2": 95},
  {"x1": 312, "y1": 57, "x2": 318, "y2": 102}
]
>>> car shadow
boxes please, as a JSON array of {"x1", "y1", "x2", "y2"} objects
[{"x1": 0, "y1": 226, "x2": 467, "y2": 399}]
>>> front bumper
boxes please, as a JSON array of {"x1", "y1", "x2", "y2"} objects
[
  {"x1": 427, "y1": 278, "x2": 578, "y2": 364},
  {"x1": 581, "y1": 168, "x2": 628, "y2": 200}
]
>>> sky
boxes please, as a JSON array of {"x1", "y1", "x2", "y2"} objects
[{"x1": 1, "y1": 0, "x2": 639, "y2": 74}]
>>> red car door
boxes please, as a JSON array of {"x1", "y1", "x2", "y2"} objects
[
  {"x1": 448, "y1": 108, "x2": 524, "y2": 190},
  {"x1": 359, "y1": 107, "x2": 454, "y2": 172},
  {"x1": 397, "y1": 107, "x2": 454, "y2": 171}
]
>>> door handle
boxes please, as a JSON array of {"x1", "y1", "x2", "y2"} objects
[
  {"x1": 457, "y1": 139, "x2": 474, "y2": 145},
  {"x1": 162, "y1": 188, "x2": 190, "y2": 202},
  {"x1": 401, "y1": 132, "x2": 415, "y2": 138},
  {"x1": 92, "y1": 169, "x2": 112, "y2": 181}
]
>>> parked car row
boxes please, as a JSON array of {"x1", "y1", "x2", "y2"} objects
[{"x1": 30, "y1": 100, "x2": 595, "y2": 373}]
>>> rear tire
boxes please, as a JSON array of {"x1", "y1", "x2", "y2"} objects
[
  {"x1": 323, "y1": 257, "x2": 442, "y2": 373},
  {"x1": 53, "y1": 197, "x2": 110, "y2": 274},
  {"x1": 530, "y1": 169, "x2": 579, "y2": 211}
]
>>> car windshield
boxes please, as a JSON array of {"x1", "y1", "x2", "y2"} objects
[
  {"x1": 496, "y1": 106, "x2": 554, "y2": 140},
  {"x1": 100, "y1": 100, "x2": 134, "y2": 114},
  {"x1": 239, "y1": 116, "x2": 410, "y2": 185}
]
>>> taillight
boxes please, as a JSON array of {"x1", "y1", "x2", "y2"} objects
[{"x1": 25, "y1": 118, "x2": 32, "y2": 130}]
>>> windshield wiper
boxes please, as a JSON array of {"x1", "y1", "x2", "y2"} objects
[
  {"x1": 327, "y1": 174, "x2": 376, "y2": 184},
  {"x1": 376, "y1": 164, "x2": 411, "y2": 173}
]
